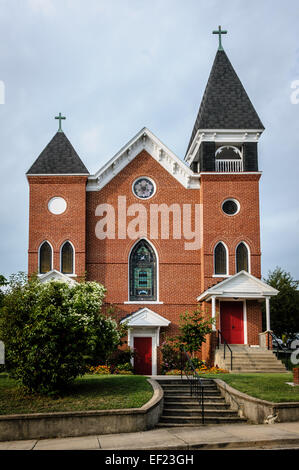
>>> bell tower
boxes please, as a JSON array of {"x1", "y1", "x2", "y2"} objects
[
  {"x1": 26, "y1": 115, "x2": 89, "y2": 280},
  {"x1": 185, "y1": 29, "x2": 264, "y2": 294}
]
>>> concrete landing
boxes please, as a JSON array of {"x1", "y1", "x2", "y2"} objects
[{"x1": 1, "y1": 422, "x2": 299, "y2": 450}]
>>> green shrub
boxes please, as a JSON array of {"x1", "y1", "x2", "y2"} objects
[{"x1": 0, "y1": 274, "x2": 124, "y2": 395}]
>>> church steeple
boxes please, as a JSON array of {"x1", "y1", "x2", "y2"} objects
[{"x1": 185, "y1": 31, "x2": 264, "y2": 173}]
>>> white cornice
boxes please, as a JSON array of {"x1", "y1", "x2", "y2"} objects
[
  {"x1": 185, "y1": 129, "x2": 264, "y2": 165},
  {"x1": 87, "y1": 127, "x2": 201, "y2": 191}
]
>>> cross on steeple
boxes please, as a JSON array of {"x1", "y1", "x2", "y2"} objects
[
  {"x1": 55, "y1": 112, "x2": 66, "y2": 132},
  {"x1": 213, "y1": 25, "x2": 227, "y2": 51}
]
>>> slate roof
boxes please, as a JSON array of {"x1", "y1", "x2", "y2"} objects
[
  {"x1": 186, "y1": 49, "x2": 265, "y2": 155},
  {"x1": 27, "y1": 132, "x2": 89, "y2": 175}
]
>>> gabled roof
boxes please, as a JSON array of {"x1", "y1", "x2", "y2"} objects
[
  {"x1": 27, "y1": 132, "x2": 89, "y2": 175},
  {"x1": 186, "y1": 49, "x2": 265, "y2": 155},
  {"x1": 87, "y1": 127, "x2": 200, "y2": 191},
  {"x1": 38, "y1": 269, "x2": 78, "y2": 285},
  {"x1": 120, "y1": 307, "x2": 171, "y2": 327},
  {"x1": 197, "y1": 271, "x2": 279, "y2": 301}
]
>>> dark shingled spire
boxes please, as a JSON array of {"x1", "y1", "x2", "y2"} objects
[
  {"x1": 186, "y1": 49, "x2": 264, "y2": 155},
  {"x1": 27, "y1": 132, "x2": 89, "y2": 175}
]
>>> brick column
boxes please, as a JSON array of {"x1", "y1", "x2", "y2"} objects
[{"x1": 294, "y1": 368, "x2": 299, "y2": 385}]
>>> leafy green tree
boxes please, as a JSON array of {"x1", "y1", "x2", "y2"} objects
[
  {"x1": 176, "y1": 305, "x2": 214, "y2": 355},
  {"x1": 263, "y1": 267, "x2": 299, "y2": 338},
  {"x1": 0, "y1": 274, "x2": 7, "y2": 306},
  {"x1": 0, "y1": 274, "x2": 124, "y2": 395}
]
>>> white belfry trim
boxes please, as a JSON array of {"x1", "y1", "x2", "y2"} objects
[{"x1": 87, "y1": 128, "x2": 200, "y2": 191}]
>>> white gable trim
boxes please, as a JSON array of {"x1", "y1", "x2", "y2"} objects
[
  {"x1": 38, "y1": 269, "x2": 78, "y2": 286},
  {"x1": 87, "y1": 127, "x2": 200, "y2": 191},
  {"x1": 120, "y1": 307, "x2": 170, "y2": 327},
  {"x1": 197, "y1": 270, "x2": 278, "y2": 301},
  {"x1": 185, "y1": 129, "x2": 264, "y2": 165}
]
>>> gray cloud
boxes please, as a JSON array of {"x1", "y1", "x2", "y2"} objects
[{"x1": 0, "y1": 0, "x2": 298, "y2": 279}]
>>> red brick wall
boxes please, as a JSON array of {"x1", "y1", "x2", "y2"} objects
[
  {"x1": 27, "y1": 149, "x2": 263, "y2": 369},
  {"x1": 27, "y1": 175, "x2": 88, "y2": 279}
]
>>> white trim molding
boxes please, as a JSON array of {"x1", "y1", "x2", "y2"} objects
[
  {"x1": 87, "y1": 127, "x2": 201, "y2": 192},
  {"x1": 185, "y1": 129, "x2": 264, "y2": 165}
]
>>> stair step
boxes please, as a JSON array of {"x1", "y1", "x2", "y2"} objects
[
  {"x1": 163, "y1": 409, "x2": 238, "y2": 417},
  {"x1": 164, "y1": 395, "x2": 223, "y2": 401},
  {"x1": 159, "y1": 416, "x2": 246, "y2": 425},
  {"x1": 164, "y1": 402, "x2": 229, "y2": 409}
]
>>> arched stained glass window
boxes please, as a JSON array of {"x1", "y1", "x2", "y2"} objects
[
  {"x1": 214, "y1": 242, "x2": 227, "y2": 275},
  {"x1": 39, "y1": 241, "x2": 52, "y2": 274},
  {"x1": 236, "y1": 242, "x2": 249, "y2": 272},
  {"x1": 129, "y1": 240, "x2": 156, "y2": 301},
  {"x1": 61, "y1": 241, "x2": 74, "y2": 274}
]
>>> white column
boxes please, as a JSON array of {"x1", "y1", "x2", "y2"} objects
[
  {"x1": 211, "y1": 296, "x2": 216, "y2": 331},
  {"x1": 265, "y1": 297, "x2": 271, "y2": 331}
]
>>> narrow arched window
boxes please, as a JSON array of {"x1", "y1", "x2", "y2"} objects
[
  {"x1": 236, "y1": 242, "x2": 249, "y2": 272},
  {"x1": 129, "y1": 239, "x2": 157, "y2": 301},
  {"x1": 214, "y1": 242, "x2": 227, "y2": 275},
  {"x1": 61, "y1": 241, "x2": 74, "y2": 274},
  {"x1": 39, "y1": 241, "x2": 52, "y2": 274}
]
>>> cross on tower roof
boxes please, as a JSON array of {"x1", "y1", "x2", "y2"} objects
[
  {"x1": 213, "y1": 25, "x2": 227, "y2": 51},
  {"x1": 55, "y1": 112, "x2": 66, "y2": 132}
]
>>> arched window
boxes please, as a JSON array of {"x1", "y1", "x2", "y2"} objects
[
  {"x1": 61, "y1": 241, "x2": 74, "y2": 274},
  {"x1": 236, "y1": 242, "x2": 249, "y2": 272},
  {"x1": 214, "y1": 242, "x2": 228, "y2": 275},
  {"x1": 39, "y1": 241, "x2": 52, "y2": 274},
  {"x1": 129, "y1": 239, "x2": 157, "y2": 301}
]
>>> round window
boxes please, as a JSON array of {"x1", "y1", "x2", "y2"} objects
[
  {"x1": 222, "y1": 199, "x2": 240, "y2": 216},
  {"x1": 132, "y1": 177, "x2": 156, "y2": 199},
  {"x1": 48, "y1": 197, "x2": 67, "y2": 215}
]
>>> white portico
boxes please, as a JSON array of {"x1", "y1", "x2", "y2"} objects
[{"x1": 121, "y1": 307, "x2": 170, "y2": 375}]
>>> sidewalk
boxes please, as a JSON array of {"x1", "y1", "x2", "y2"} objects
[{"x1": 1, "y1": 422, "x2": 299, "y2": 450}]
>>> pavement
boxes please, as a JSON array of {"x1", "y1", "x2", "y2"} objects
[{"x1": 1, "y1": 422, "x2": 299, "y2": 450}]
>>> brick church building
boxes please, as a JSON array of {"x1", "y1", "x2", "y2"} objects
[{"x1": 26, "y1": 33, "x2": 278, "y2": 375}]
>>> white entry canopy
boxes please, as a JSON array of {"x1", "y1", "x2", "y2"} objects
[
  {"x1": 197, "y1": 270, "x2": 279, "y2": 302},
  {"x1": 120, "y1": 307, "x2": 171, "y2": 327},
  {"x1": 38, "y1": 270, "x2": 78, "y2": 286}
]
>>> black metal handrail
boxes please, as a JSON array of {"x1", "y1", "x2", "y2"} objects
[
  {"x1": 267, "y1": 331, "x2": 285, "y2": 352},
  {"x1": 180, "y1": 346, "x2": 204, "y2": 424},
  {"x1": 216, "y1": 330, "x2": 233, "y2": 371}
]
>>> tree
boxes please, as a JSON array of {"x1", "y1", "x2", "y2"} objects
[
  {"x1": 0, "y1": 274, "x2": 124, "y2": 395},
  {"x1": 263, "y1": 267, "x2": 299, "y2": 338},
  {"x1": 176, "y1": 305, "x2": 214, "y2": 355}
]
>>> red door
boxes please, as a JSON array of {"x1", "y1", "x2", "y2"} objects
[
  {"x1": 133, "y1": 337, "x2": 152, "y2": 375},
  {"x1": 220, "y1": 302, "x2": 244, "y2": 344}
]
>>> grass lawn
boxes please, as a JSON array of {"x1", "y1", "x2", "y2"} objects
[
  {"x1": 0, "y1": 374, "x2": 153, "y2": 415},
  {"x1": 202, "y1": 372, "x2": 299, "y2": 403}
]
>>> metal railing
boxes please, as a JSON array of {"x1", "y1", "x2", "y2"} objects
[
  {"x1": 180, "y1": 346, "x2": 204, "y2": 424},
  {"x1": 215, "y1": 159, "x2": 243, "y2": 172},
  {"x1": 216, "y1": 330, "x2": 233, "y2": 371}
]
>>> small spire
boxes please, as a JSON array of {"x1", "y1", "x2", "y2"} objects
[
  {"x1": 212, "y1": 25, "x2": 227, "y2": 51},
  {"x1": 55, "y1": 112, "x2": 66, "y2": 132}
]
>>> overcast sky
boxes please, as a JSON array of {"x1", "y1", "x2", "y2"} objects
[{"x1": 0, "y1": 0, "x2": 298, "y2": 280}]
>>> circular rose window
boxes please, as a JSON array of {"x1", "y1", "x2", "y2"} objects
[
  {"x1": 48, "y1": 197, "x2": 67, "y2": 215},
  {"x1": 222, "y1": 199, "x2": 240, "y2": 216},
  {"x1": 132, "y1": 177, "x2": 156, "y2": 199}
]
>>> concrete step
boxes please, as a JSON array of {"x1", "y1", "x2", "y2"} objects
[
  {"x1": 225, "y1": 368, "x2": 288, "y2": 373},
  {"x1": 158, "y1": 416, "x2": 246, "y2": 426},
  {"x1": 163, "y1": 390, "x2": 221, "y2": 398},
  {"x1": 163, "y1": 409, "x2": 238, "y2": 418},
  {"x1": 164, "y1": 401, "x2": 230, "y2": 410}
]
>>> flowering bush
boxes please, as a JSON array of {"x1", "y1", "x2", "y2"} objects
[
  {"x1": 89, "y1": 365, "x2": 110, "y2": 375},
  {"x1": 165, "y1": 365, "x2": 229, "y2": 375},
  {"x1": 0, "y1": 274, "x2": 125, "y2": 395}
]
